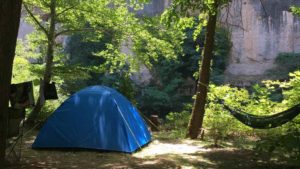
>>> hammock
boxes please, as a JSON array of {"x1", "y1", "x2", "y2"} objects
[{"x1": 220, "y1": 102, "x2": 300, "y2": 129}]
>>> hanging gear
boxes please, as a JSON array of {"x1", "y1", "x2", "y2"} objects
[
  {"x1": 44, "y1": 82, "x2": 58, "y2": 100},
  {"x1": 219, "y1": 100, "x2": 300, "y2": 129}
]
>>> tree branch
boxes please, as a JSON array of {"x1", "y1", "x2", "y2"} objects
[
  {"x1": 23, "y1": 3, "x2": 49, "y2": 36},
  {"x1": 56, "y1": 4, "x2": 80, "y2": 17},
  {"x1": 40, "y1": 0, "x2": 50, "y2": 8},
  {"x1": 55, "y1": 26, "x2": 115, "y2": 37},
  {"x1": 55, "y1": 28, "x2": 94, "y2": 37}
]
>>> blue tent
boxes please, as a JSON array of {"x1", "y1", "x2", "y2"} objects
[{"x1": 32, "y1": 86, "x2": 151, "y2": 153}]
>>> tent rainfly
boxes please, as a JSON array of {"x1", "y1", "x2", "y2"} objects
[{"x1": 32, "y1": 86, "x2": 151, "y2": 153}]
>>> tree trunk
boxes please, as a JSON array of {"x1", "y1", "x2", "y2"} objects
[
  {"x1": 27, "y1": 0, "x2": 56, "y2": 124},
  {"x1": 0, "y1": 0, "x2": 22, "y2": 166},
  {"x1": 187, "y1": 5, "x2": 218, "y2": 139}
]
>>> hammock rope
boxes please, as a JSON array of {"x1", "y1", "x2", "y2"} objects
[{"x1": 218, "y1": 100, "x2": 300, "y2": 129}]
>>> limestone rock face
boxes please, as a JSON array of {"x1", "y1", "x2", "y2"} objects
[{"x1": 221, "y1": 0, "x2": 300, "y2": 85}]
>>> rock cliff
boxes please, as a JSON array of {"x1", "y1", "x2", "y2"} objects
[{"x1": 221, "y1": 0, "x2": 300, "y2": 86}]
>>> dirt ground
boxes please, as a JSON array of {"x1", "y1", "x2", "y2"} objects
[{"x1": 5, "y1": 131, "x2": 300, "y2": 169}]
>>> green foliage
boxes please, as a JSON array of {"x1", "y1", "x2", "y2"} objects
[
  {"x1": 183, "y1": 25, "x2": 231, "y2": 83},
  {"x1": 21, "y1": 0, "x2": 198, "y2": 120},
  {"x1": 63, "y1": 30, "x2": 140, "y2": 102},
  {"x1": 205, "y1": 85, "x2": 252, "y2": 145},
  {"x1": 291, "y1": 5, "x2": 300, "y2": 16},
  {"x1": 100, "y1": 72, "x2": 137, "y2": 103},
  {"x1": 12, "y1": 40, "x2": 68, "y2": 119},
  {"x1": 90, "y1": 7, "x2": 184, "y2": 74},
  {"x1": 163, "y1": 105, "x2": 192, "y2": 138},
  {"x1": 202, "y1": 71, "x2": 300, "y2": 158},
  {"x1": 22, "y1": 0, "x2": 156, "y2": 121},
  {"x1": 21, "y1": 0, "x2": 232, "y2": 122},
  {"x1": 253, "y1": 71, "x2": 300, "y2": 161},
  {"x1": 205, "y1": 105, "x2": 233, "y2": 145},
  {"x1": 162, "y1": 0, "x2": 231, "y2": 24},
  {"x1": 131, "y1": 17, "x2": 184, "y2": 66},
  {"x1": 255, "y1": 126, "x2": 300, "y2": 161},
  {"x1": 25, "y1": 31, "x2": 91, "y2": 85},
  {"x1": 267, "y1": 53, "x2": 300, "y2": 79},
  {"x1": 136, "y1": 19, "x2": 230, "y2": 116},
  {"x1": 265, "y1": 71, "x2": 300, "y2": 106},
  {"x1": 281, "y1": 71, "x2": 300, "y2": 106},
  {"x1": 116, "y1": 74, "x2": 137, "y2": 103},
  {"x1": 102, "y1": 16, "x2": 185, "y2": 116},
  {"x1": 39, "y1": 100, "x2": 62, "y2": 121},
  {"x1": 162, "y1": 0, "x2": 232, "y2": 44},
  {"x1": 159, "y1": 71, "x2": 300, "y2": 149},
  {"x1": 23, "y1": 0, "x2": 142, "y2": 75},
  {"x1": 23, "y1": 0, "x2": 153, "y2": 72},
  {"x1": 136, "y1": 57, "x2": 188, "y2": 117},
  {"x1": 12, "y1": 41, "x2": 40, "y2": 118},
  {"x1": 12, "y1": 40, "x2": 34, "y2": 84},
  {"x1": 211, "y1": 27, "x2": 231, "y2": 84},
  {"x1": 139, "y1": 86, "x2": 177, "y2": 116},
  {"x1": 61, "y1": 32, "x2": 110, "y2": 94}
]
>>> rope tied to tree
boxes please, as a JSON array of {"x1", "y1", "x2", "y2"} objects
[{"x1": 198, "y1": 81, "x2": 209, "y2": 88}]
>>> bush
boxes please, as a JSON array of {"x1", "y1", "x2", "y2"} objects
[
  {"x1": 267, "y1": 53, "x2": 300, "y2": 79},
  {"x1": 254, "y1": 70, "x2": 300, "y2": 161},
  {"x1": 162, "y1": 105, "x2": 192, "y2": 138},
  {"x1": 254, "y1": 124, "x2": 300, "y2": 162},
  {"x1": 204, "y1": 85, "x2": 253, "y2": 145}
]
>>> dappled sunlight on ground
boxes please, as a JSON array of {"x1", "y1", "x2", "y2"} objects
[
  {"x1": 133, "y1": 140, "x2": 209, "y2": 158},
  {"x1": 6, "y1": 131, "x2": 300, "y2": 169}
]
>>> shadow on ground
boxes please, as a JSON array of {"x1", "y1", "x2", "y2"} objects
[{"x1": 5, "y1": 132, "x2": 300, "y2": 169}]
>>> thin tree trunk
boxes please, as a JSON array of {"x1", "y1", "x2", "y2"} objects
[
  {"x1": 27, "y1": 0, "x2": 56, "y2": 124},
  {"x1": 0, "y1": 0, "x2": 22, "y2": 166},
  {"x1": 187, "y1": 4, "x2": 218, "y2": 139}
]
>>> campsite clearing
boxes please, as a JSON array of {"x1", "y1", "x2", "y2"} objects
[{"x1": 6, "y1": 131, "x2": 298, "y2": 169}]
